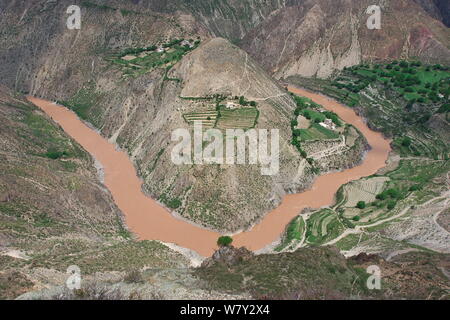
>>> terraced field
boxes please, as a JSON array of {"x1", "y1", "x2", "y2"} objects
[
  {"x1": 215, "y1": 106, "x2": 259, "y2": 130},
  {"x1": 340, "y1": 177, "x2": 390, "y2": 208},
  {"x1": 276, "y1": 157, "x2": 450, "y2": 256},
  {"x1": 299, "y1": 123, "x2": 340, "y2": 141},
  {"x1": 277, "y1": 64, "x2": 449, "y2": 257},
  {"x1": 107, "y1": 39, "x2": 200, "y2": 78},
  {"x1": 304, "y1": 210, "x2": 346, "y2": 246},
  {"x1": 287, "y1": 61, "x2": 450, "y2": 159},
  {"x1": 182, "y1": 110, "x2": 218, "y2": 128}
]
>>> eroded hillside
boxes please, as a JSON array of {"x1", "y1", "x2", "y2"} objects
[
  {"x1": 241, "y1": 0, "x2": 450, "y2": 78},
  {"x1": 0, "y1": 87, "x2": 192, "y2": 299},
  {"x1": 0, "y1": 1, "x2": 369, "y2": 231}
]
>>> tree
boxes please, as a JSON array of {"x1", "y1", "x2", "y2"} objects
[
  {"x1": 217, "y1": 236, "x2": 233, "y2": 247},
  {"x1": 437, "y1": 103, "x2": 450, "y2": 113},
  {"x1": 356, "y1": 201, "x2": 366, "y2": 209},
  {"x1": 376, "y1": 192, "x2": 387, "y2": 200},
  {"x1": 303, "y1": 110, "x2": 312, "y2": 120},
  {"x1": 401, "y1": 137, "x2": 412, "y2": 147},
  {"x1": 387, "y1": 200, "x2": 397, "y2": 210},
  {"x1": 386, "y1": 188, "x2": 401, "y2": 199}
]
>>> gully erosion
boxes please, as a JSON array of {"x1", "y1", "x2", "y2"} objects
[{"x1": 27, "y1": 86, "x2": 391, "y2": 257}]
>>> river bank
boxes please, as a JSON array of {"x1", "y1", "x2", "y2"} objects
[{"x1": 27, "y1": 88, "x2": 391, "y2": 257}]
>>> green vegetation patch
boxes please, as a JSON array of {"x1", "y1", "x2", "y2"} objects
[
  {"x1": 275, "y1": 216, "x2": 305, "y2": 252},
  {"x1": 305, "y1": 209, "x2": 345, "y2": 246},
  {"x1": 298, "y1": 123, "x2": 340, "y2": 141},
  {"x1": 215, "y1": 106, "x2": 259, "y2": 129},
  {"x1": 108, "y1": 38, "x2": 200, "y2": 78},
  {"x1": 57, "y1": 83, "x2": 104, "y2": 126}
]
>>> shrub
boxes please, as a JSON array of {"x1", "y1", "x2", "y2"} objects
[
  {"x1": 376, "y1": 193, "x2": 387, "y2": 200},
  {"x1": 239, "y1": 96, "x2": 248, "y2": 106},
  {"x1": 437, "y1": 103, "x2": 450, "y2": 113},
  {"x1": 401, "y1": 137, "x2": 412, "y2": 147},
  {"x1": 44, "y1": 148, "x2": 68, "y2": 159},
  {"x1": 303, "y1": 110, "x2": 312, "y2": 120},
  {"x1": 217, "y1": 236, "x2": 233, "y2": 247},
  {"x1": 123, "y1": 270, "x2": 144, "y2": 284},
  {"x1": 166, "y1": 198, "x2": 182, "y2": 209},
  {"x1": 356, "y1": 201, "x2": 366, "y2": 209},
  {"x1": 387, "y1": 200, "x2": 397, "y2": 210},
  {"x1": 386, "y1": 188, "x2": 401, "y2": 199},
  {"x1": 352, "y1": 216, "x2": 361, "y2": 221}
]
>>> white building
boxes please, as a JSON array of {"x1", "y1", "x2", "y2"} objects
[
  {"x1": 180, "y1": 40, "x2": 194, "y2": 48},
  {"x1": 226, "y1": 102, "x2": 238, "y2": 109},
  {"x1": 319, "y1": 118, "x2": 336, "y2": 130}
]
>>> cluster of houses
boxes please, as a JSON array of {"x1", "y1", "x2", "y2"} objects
[
  {"x1": 319, "y1": 118, "x2": 337, "y2": 130},
  {"x1": 156, "y1": 39, "x2": 195, "y2": 53}
]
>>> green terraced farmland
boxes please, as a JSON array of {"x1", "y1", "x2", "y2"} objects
[
  {"x1": 107, "y1": 39, "x2": 200, "y2": 78},
  {"x1": 215, "y1": 106, "x2": 259, "y2": 129},
  {"x1": 182, "y1": 110, "x2": 218, "y2": 128},
  {"x1": 305, "y1": 209, "x2": 345, "y2": 246},
  {"x1": 299, "y1": 123, "x2": 340, "y2": 141}
]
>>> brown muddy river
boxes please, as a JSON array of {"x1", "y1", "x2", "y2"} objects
[{"x1": 27, "y1": 87, "x2": 391, "y2": 257}]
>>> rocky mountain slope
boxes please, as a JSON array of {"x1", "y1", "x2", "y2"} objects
[
  {"x1": 0, "y1": 87, "x2": 190, "y2": 299},
  {"x1": 2, "y1": 0, "x2": 449, "y2": 90},
  {"x1": 415, "y1": 0, "x2": 450, "y2": 27},
  {"x1": 241, "y1": 0, "x2": 450, "y2": 78},
  {"x1": 0, "y1": 0, "x2": 448, "y2": 300},
  {"x1": 0, "y1": 1, "x2": 368, "y2": 231},
  {"x1": 14, "y1": 245, "x2": 450, "y2": 300}
]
